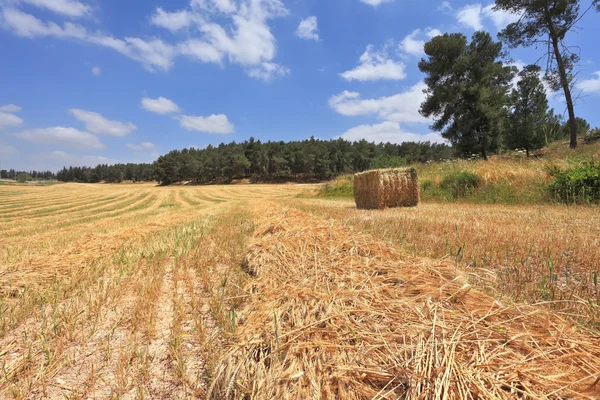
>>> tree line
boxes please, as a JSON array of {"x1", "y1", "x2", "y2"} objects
[
  {"x1": 0, "y1": 170, "x2": 56, "y2": 181},
  {"x1": 50, "y1": 139, "x2": 451, "y2": 185},
  {"x1": 153, "y1": 138, "x2": 453, "y2": 185},
  {"x1": 56, "y1": 164, "x2": 155, "y2": 183}
]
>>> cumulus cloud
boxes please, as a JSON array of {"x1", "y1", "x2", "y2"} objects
[
  {"x1": 1, "y1": 8, "x2": 175, "y2": 71},
  {"x1": 576, "y1": 72, "x2": 600, "y2": 94},
  {"x1": 339, "y1": 121, "x2": 445, "y2": 144},
  {"x1": 14, "y1": 127, "x2": 104, "y2": 149},
  {"x1": 341, "y1": 45, "x2": 406, "y2": 81},
  {"x1": 127, "y1": 142, "x2": 156, "y2": 151},
  {"x1": 247, "y1": 62, "x2": 290, "y2": 81},
  {"x1": 399, "y1": 28, "x2": 442, "y2": 57},
  {"x1": 0, "y1": 105, "x2": 23, "y2": 131},
  {"x1": 141, "y1": 96, "x2": 181, "y2": 114},
  {"x1": 0, "y1": 104, "x2": 22, "y2": 113},
  {"x1": 329, "y1": 82, "x2": 429, "y2": 124},
  {"x1": 455, "y1": 3, "x2": 521, "y2": 31},
  {"x1": 360, "y1": 0, "x2": 393, "y2": 6},
  {"x1": 150, "y1": 7, "x2": 196, "y2": 32},
  {"x1": 296, "y1": 16, "x2": 319, "y2": 41},
  {"x1": 69, "y1": 109, "x2": 136, "y2": 136},
  {"x1": 154, "y1": 0, "x2": 290, "y2": 80},
  {"x1": 91, "y1": 65, "x2": 101, "y2": 76},
  {"x1": 18, "y1": 0, "x2": 91, "y2": 18},
  {"x1": 2, "y1": 0, "x2": 289, "y2": 78},
  {"x1": 0, "y1": 112, "x2": 23, "y2": 130},
  {"x1": 178, "y1": 114, "x2": 235, "y2": 134}
]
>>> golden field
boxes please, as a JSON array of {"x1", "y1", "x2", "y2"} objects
[{"x1": 1, "y1": 182, "x2": 599, "y2": 399}]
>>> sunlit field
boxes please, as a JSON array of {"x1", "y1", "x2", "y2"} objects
[{"x1": 1, "y1": 183, "x2": 599, "y2": 399}]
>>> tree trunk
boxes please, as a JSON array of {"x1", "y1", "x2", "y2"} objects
[
  {"x1": 526, "y1": 148, "x2": 530, "y2": 158},
  {"x1": 550, "y1": 35, "x2": 577, "y2": 149}
]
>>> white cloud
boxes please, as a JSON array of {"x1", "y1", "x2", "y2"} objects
[
  {"x1": 91, "y1": 65, "x2": 101, "y2": 76},
  {"x1": 457, "y1": 4, "x2": 484, "y2": 30},
  {"x1": 178, "y1": 114, "x2": 235, "y2": 134},
  {"x1": 340, "y1": 121, "x2": 445, "y2": 144},
  {"x1": 576, "y1": 72, "x2": 600, "y2": 94},
  {"x1": 127, "y1": 142, "x2": 156, "y2": 151},
  {"x1": 153, "y1": 0, "x2": 290, "y2": 80},
  {"x1": 341, "y1": 44, "x2": 406, "y2": 81},
  {"x1": 482, "y1": 4, "x2": 521, "y2": 30},
  {"x1": 2, "y1": 1, "x2": 289, "y2": 78},
  {"x1": 329, "y1": 82, "x2": 429, "y2": 124},
  {"x1": 150, "y1": 7, "x2": 196, "y2": 32},
  {"x1": 360, "y1": 0, "x2": 393, "y2": 6},
  {"x1": 1, "y1": 7, "x2": 88, "y2": 38},
  {"x1": 296, "y1": 16, "x2": 319, "y2": 41},
  {"x1": 87, "y1": 36, "x2": 175, "y2": 72},
  {"x1": 17, "y1": 0, "x2": 91, "y2": 18},
  {"x1": 399, "y1": 28, "x2": 442, "y2": 57},
  {"x1": 177, "y1": 39, "x2": 224, "y2": 64},
  {"x1": 0, "y1": 112, "x2": 24, "y2": 131},
  {"x1": 455, "y1": 3, "x2": 521, "y2": 31},
  {"x1": 69, "y1": 109, "x2": 136, "y2": 136},
  {"x1": 1, "y1": 8, "x2": 175, "y2": 71},
  {"x1": 0, "y1": 104, "x2": 22, "y2": 113},
  {"x1": 247, "y1": 62, "x2": 290, "y2": 81},
  {"x1": 141, "y1": 97, "x2": 181, "y2": 114},
  {"x1": 14, "y1": 127, "x2": 104, "y2": 149}
]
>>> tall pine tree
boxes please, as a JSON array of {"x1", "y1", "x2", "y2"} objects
[
  {"x1": 419, "y1": 31, "x2": 514, "y2": 160},
  {"x1": 506, "y1": 65, "x2": 549, "y2": 157}
]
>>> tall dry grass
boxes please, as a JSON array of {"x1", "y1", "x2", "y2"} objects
[
  {"x1": 292, "y1": 199, "x2": 600, "y2": 326},
  {"x1": 209, "y1": 204, "x2": 600, "y2": 399}
]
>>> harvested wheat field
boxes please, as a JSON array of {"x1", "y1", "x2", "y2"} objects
[{"x1": 1, "y1": 183, "x2": 600, "y2": 399}]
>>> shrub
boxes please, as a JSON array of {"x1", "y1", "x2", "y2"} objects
[
  {"x1": 439, "y1": 170, "x2": 480, "y2": 198},
  {"x1": 548, "y1": 162, "x2": 600, "y2": 204},
  {"x1": 421, "y1": 180, "x2": 434, "y2": 191},
  {"x1": 583, "y1": 128, "x2": 600, "y2": 144}
]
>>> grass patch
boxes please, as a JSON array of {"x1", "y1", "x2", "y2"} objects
[{"x1": 318, "y1": 175, "x2": 353, "y2": 198}]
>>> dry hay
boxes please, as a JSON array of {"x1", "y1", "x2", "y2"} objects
[
  {"x1": 353, "y1": 168, "x2": 419, "y2": 210},
  {"x1": 209, "y1": 205, "x2": 600, "y2": 399}
]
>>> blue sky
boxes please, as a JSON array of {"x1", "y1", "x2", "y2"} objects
[{"x1": 0, "y1": 0, "x2": 599, "y2": 171}]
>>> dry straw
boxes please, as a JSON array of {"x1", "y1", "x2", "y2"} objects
[
  {"x1": 209, "y1": 205, "x2": 600, "y2": 399},
  {"x1": 353, "y1": 168, "x2": 419, "y2": 210}
]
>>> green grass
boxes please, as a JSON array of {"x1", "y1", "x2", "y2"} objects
[{"x1": 318, "y1": 176, "x2": 353, "y2": 198}]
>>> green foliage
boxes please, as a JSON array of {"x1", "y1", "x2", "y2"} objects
[
  {"x1": 506, "y1": 65, "x2": 549, "y2": 156},
  {"x1": 153, "y1": 137, "x2": 453, "y2": 185},
  {"x1": 419, "y1": 31, "x2": 514, "y2": 160},
  {"x1": 421, "y1": 180, "x2": 434, "y2": 191},
  {"x1": 548, "y1": 162, "x2": 600, "y2": 204},
  {"x1": 56, "y1": 163, "x2": 154, "y2": 183},
  {"x1": 495, "y1": 0, "x2": 581, "y2": 148},
  {"x1": 369, "y1": 154, "x2": 407, "y2": 169},
  {"x1": 439, "y1": 170, "x2": 481, "y2": 198},
  {"x1": 16, "y1": 172, "x2": 31, "y2": 183}
]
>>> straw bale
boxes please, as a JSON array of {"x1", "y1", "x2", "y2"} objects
[
  {"x1": 209, "y1": 205, "x2": 600, "y2": 399},
  {"x1": 353, "y1": 168, "x2": 419, "y2": 210}
]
